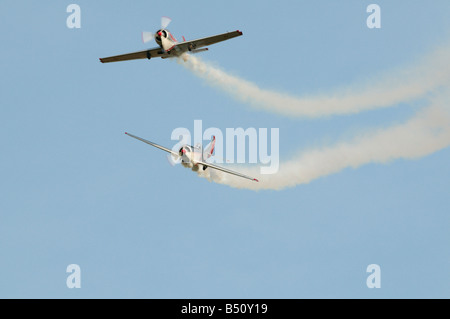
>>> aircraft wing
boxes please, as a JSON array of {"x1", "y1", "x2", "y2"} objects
[
  {"x1": 175, "y1": 30, "x2": 243, "y2": 52},
  {"x1": 125, "y1": 132, "x2": 180, "y2": 159},
  {"x1": 197, "y1": 160, "x2": 259, "y2": 182},
  {"x1": 125, "y1": 132, "x2": 258, "y2": 182},
  {"x1": 99, "y1": 47, "x2": 168, "y2": 63}
]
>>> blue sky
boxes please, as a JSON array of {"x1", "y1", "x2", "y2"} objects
[{"x1": 0, "y1": 1, "x2": 449, "y2": 298}]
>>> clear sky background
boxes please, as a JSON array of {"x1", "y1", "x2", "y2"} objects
[{"x1": 1, "y1": 0, "x2": 449, "y2": 298}]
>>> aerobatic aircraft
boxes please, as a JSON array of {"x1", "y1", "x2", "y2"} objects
[
  {"x1": 100, "y1": 17, "x2": 243, "y2": 63},
  {"x1": 125, "y1": 132, "x2": 259, "y2": 182}
]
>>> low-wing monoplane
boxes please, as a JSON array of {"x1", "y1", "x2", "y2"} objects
[
  {"x1": 125, "y1": 132, "x2": 259, "y2": 182},
  {"x1": 100, "y1": 17, "x2": 243, "y2": 63}
]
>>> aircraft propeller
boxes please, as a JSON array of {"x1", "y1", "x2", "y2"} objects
[{"x1": 142, "y1": 16, "x2": 172, "y2": 43}]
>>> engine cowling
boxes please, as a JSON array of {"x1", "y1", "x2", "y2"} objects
[
  {"x1": 155, "y1": 29, "x2": 169, "y2": 45},
  {"x1": 179, "y1": 146, "x2": 192, "y2": 164}
]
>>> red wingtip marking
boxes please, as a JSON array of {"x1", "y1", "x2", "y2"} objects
[
  {"x1": 254, "y1": 179, "x2": 259, "y2": 182},
  {"x1": 125, "y1": 132, "x2": 128, "y2": 134}
]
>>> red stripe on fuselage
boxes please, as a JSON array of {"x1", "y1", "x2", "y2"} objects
[{"x1": 169, "y1": 32, "x2": 177, "y2": 43}]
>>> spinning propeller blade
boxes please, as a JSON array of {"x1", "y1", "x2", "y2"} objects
[
  {"x1": 141, "y1": 31, "x2": 155, "y2": 43},
  {"x1": 161, "y1": 16, "x2": 172, "y2": 29}
]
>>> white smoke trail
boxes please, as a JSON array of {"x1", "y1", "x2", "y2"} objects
[
  {"x1": 197, "y1": 91, "x2": 450, "y2": 190},
  {"x1": 179, "y1": 46, "x2": 450, "y2": 118}
]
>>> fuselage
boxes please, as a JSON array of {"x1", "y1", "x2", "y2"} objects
[
  {"x1": 155, "y1": 29, "x2": 177, "y2": 44},
  {"x1": 179, "y1": 144, "x2": 204, "y2": 170},
  {"x1": 153, "y1": 29, "x2": 208, "y2": 57},
  {"x1": 154, "y1": 29, "x2": 179, "y2": 53}
]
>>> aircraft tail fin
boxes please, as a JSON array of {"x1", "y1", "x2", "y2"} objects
[{"x1": 203, "y1": 135, "x2": 216, "y2": 159}]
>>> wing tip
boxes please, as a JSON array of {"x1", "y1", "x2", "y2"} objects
[
  {"x1": 253, "y1": 178, "x2": 259, "y2": 182},
  {"x1": 237, "y1": 30, "x2": 243, "y2": 35}
]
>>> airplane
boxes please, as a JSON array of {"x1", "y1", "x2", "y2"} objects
[
  {"x1": 100, "y1": 16, "x2": 243, "y2": 63},
  {"x1": 125, "y1": 132, "x2": 259, "y2": 182}
]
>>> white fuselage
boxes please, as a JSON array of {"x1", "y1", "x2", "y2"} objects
[
  {"x1": 155, "y1": 29, "x2": 178, "y2": 53},
  {"x1": 179, "y1": 144, "x2": 204, "y2": 171}
]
